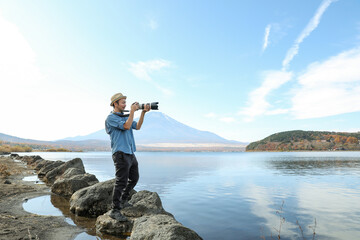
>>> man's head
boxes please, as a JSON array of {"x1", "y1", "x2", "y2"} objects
[{"x1": 110, "y1": 93, "x2": 127, "y2": 111}]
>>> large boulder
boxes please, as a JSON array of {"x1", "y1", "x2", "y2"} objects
[
  {"x1": 43, "y1": 158, "x2": 85, "y2": 184},
  {"x1": 95, "y1": 211, "x2": 133, "y2": 237},
  {"x1": 62, "y1": 167, "x2": 85, "y2": 179},
  {"x1": 131, "y1": 214, "x2": 203, "y2": 240},
  {"x1": 70, "y1": 179, "x2": 115, "y2": 217},
  {"x1": 34, "y1": 159, "x2": 52, "y2": 171},
  {"x1": 95, "y1": 190, "x2": 171, "y2": 237},
  {"x1": 121, "y1": 190, "x2": 169, "y2": 218},
  {"x1": 51, "y1": 173, "x2": 99, "y2": 197},
  {"x1": 38, "y1": 160, "x2": 65, "y2": 177}
]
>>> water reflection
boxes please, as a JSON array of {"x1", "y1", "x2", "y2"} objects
[
  {"x1": 23, "y1": 195, "x2": 63, "y2": 216},
  {"x1": 50, "y1": 194, "x2": 129, "y2": 240},
  {"x1": 267, "y1": 159, "x2": 360, "y2": 175},
  {"x1": 297, "y1": 182, "x2": 360, "y2": 240}
]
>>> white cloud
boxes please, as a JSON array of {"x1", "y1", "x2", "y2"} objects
[
  {"x1": 0, "y1": 14, "x2": 43, "y2": 88},
  {"x1": 262, "y1": 24, "x2": 271, "y2": 51},
  {"x1": 220, "y1": 117, "x2": 236, "y2": 123},
  {"x1": 282, "y1": 0, "x2": 336, "y2": 70},
  {"x1": 128, "y1": 59, "x2": 173, "y2": 96},
  {"x1": 266, "y1": 108, "x2": 289, "y2": 115},
  {"x1": 240, "y1": 70, "x2": 293, "y2": 122},
  {"x1": 242, "y1": 0, "x2": 336, "y2": 121},
  {"x1": 205, "y1": 112, "x2": 217, "y2": 118},
  {"x1": 129, "y1": 59, "x2": 171, "y2": 81},
  {"x1": 0, "y1": 14, "x2": 111, "y2": 141},
  {"x1": 291, "y1": 47, "x2": 360, "y2": 119}
]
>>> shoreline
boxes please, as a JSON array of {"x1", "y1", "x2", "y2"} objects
[
  {"x1": 0, "y1": 156, "x2": 83, "y2": 240},
  {"x1": 0, "y1": 154, "x2": 203, "y2": 240}
]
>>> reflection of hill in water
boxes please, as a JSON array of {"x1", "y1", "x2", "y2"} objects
[{"x1": 267, "y1": 158, "x2": 360, "y2": 175}]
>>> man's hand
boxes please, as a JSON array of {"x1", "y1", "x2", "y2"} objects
[
  {"x1": 131, "y1": 102, "x2": 140, "y2": 112},
  {"x1": 142, "y1": 103, "x2": 151, "y2": 113}
]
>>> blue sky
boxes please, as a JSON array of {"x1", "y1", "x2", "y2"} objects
[{"x1": 1, "y1": 0, "x2": 360, "y2": 142}]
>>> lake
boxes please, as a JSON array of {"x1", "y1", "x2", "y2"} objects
[{"x1": 19, "y1": 151, "x2": 360, "y2": 240}]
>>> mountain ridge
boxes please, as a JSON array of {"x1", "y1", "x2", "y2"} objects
[{"x1": 62, "y1": 112, "x2": 245, "y2": 145}]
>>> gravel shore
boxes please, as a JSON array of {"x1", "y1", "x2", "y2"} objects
[{"x1": 0, "y1": 156, "x2": 82, "y2": 240}]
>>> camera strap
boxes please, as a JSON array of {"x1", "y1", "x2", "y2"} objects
[{"x1": 112, "y1": 111, "x2": 130, "y2": 118}]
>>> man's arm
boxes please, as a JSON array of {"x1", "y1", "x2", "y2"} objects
[
  {"x1": 123, "y1": 102, "x2": 139, "y2": 130},
  {"x1": 136, "y1": 104, "x2": 150, "y2": 130}
]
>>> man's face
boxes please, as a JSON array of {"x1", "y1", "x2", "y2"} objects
[{"x1": 115, "y1": 99, "x2": 126, "y2": 111}]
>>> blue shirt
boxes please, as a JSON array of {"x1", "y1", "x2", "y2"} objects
[{"x1": 105, "y1": 112, "x2": 138, "y2": 155}]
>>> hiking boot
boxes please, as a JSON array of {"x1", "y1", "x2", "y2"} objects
[
  {"x1": 120, "y1": 199, "x2": 132, "y2": 209},
  {"x1": 109, "y1": 209, "x2": 128, "y2": 222}
]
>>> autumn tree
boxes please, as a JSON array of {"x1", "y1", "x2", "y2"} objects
[{"x1": 346, "y1": 136, "x2": 359, "y2": 144}]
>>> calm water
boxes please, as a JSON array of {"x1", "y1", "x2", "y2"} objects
[{"x1": 19, "y1": 151, "x2": 360, "y2": 240}]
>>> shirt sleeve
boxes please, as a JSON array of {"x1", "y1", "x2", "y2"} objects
[
  {"x1": 106, "y1": 115, "x2": 126, "y2": 131},
  {"x1": 132, "y1": 121, "x2": 137, "y2": 129}
]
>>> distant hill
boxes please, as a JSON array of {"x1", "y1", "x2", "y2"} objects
[
  {"x1": 246, "y1": 130, "x2": 360, "y2": 151},
  {"x1": 0, "y1": 132, "x2": 109, "y2": 151},
  {"x1": 63, "y1": 112, "x2": 246, "y2": 145}
]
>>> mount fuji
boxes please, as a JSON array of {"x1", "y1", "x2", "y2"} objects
[{"x1": 62, "y1": 112, "x2": 243, "y2": 145}]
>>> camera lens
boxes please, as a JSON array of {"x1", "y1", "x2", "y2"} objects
[{"x1": 139, "y1": 102, "x2": 159, "y2": 110}]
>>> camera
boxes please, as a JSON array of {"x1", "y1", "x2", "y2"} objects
[{"x1": 139, "y1": 102, "x2": 159, "y2": 110}]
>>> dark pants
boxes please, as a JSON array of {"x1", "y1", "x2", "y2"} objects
[{"x1": 112, "y1": 151, "x2": 139, "y2": 209}]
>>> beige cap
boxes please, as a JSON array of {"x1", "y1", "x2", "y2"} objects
[{"x1": 110, "y1": 93, "x2": 127, "y2": 106}]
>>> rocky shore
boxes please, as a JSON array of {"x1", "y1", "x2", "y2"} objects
[{"x1": 0, "y1": 154, "x2": 202, "y2": 240}]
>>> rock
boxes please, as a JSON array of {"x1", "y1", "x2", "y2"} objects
[
  {"x1": 131, "y1": 214, "x2": 203, "y2": 240},
  {"x1": 70, "y1": 179, "x2": 115, "y2": 217},
  {"x1": 51, "y1": 173, "x2": 99, "y2": 197},
  {"x1": 95, "y1": 211, "x2": 133, "y2": 237},
  {"x1": 62, "y1": 167, "x2": 85, "y2": 179},
  {"x1": 95, "y1": 190, "x2": 170, "y2": 237},
  {"x1": 43, "y1": 158, "x2": 85, "y2": 184},
  {"x1": 37, "y1": 160, "x2": 64, "y2": 178},
  {"x1": 121, "y1": 190, "x2": 169, "y2": 218},
  {"x1": 4, "y1": 180, "x2": 11, "y2": 184},
  {"x1": 0, "y1": 152, "x2": 10, "y2": 155},
  {"x1": 10, "y1": 154, "x2": 19, "y2": 158},
  {"x1": 22, "y1": 155, "x2": 43, "y2": 165},
  {"x1": 34, "y1": 160, "x2": 53, "y2": 171}
]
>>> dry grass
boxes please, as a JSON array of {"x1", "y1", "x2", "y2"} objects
[
  {"x1": 0, "y1": 164, "x2": 11, "y2": 177},
  {"x1": 261, "y1": 201, "x2": 317, "y2": 240}
]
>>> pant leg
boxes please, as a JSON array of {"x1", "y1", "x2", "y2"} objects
[
  {"x1": 112, "y1": 151, "x2": 130, "y2": 209},
  {"x1": 121, "y1": 154, "x2": 139, "y2": 201}
]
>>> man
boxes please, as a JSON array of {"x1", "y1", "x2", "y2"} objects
[{"x1": 105, "y1": 92, "x2": 150, "y2": 221}]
